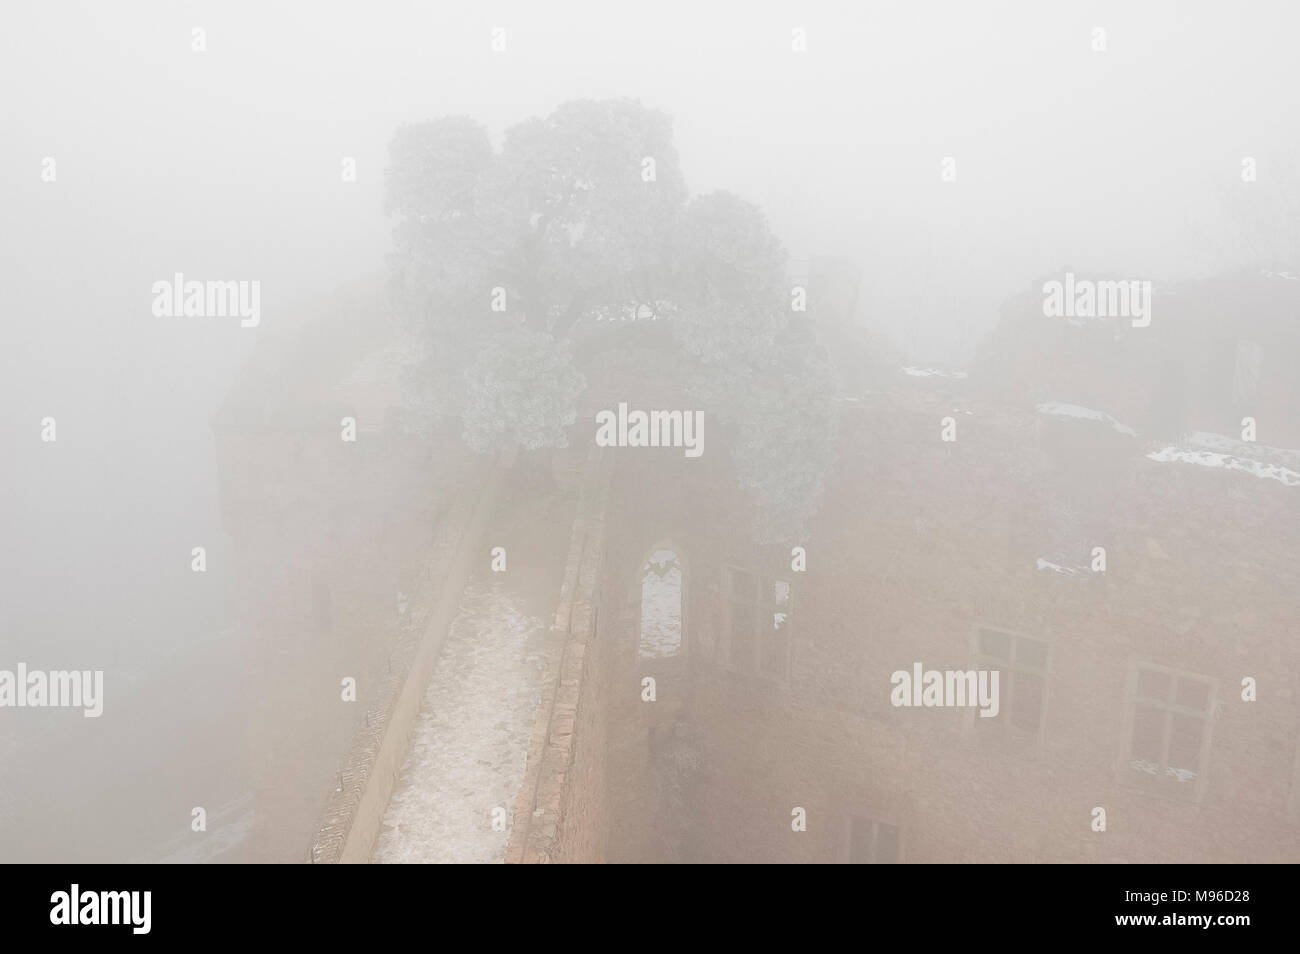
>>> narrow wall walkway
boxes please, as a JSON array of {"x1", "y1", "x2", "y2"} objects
[
  {"x1": 373, "y1": 576, "x2": 548, "y2": 863},
  {"x1": 367, "y1": 452, "x2": 585, "y2": 862}
]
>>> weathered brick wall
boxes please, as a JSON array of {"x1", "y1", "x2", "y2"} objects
[
  {"x1": 506, "y1": 446, "x2": 614, "y2": 863},
  {"x1": 593, "y1": 422, "x2": 725, "y2": 862},
  {"x1": 675, "y1": 397, "x2": 1300, "y2": 862},
  {"x1": 505, "y1": 365, "x2": 1298, "y2": 864},
  {"x1": 221, "y1": 426, "x2": 471, "y2": 861},
  {"x1": 303, "y1": 450, "x2": 508, "y2": 863}
]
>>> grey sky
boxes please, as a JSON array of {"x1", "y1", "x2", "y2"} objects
[{"x1": 5, "y1": 0, "x2": 1296, "y2": 661}]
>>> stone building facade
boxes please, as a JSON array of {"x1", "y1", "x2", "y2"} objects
[
  {"x1": 586, "y1": 268, "x2": 1300, "y2": 863},
  {"x1": 218, "y1": 265, "x2": 1299, "y2": 863}
]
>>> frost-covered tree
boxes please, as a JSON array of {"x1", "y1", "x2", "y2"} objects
[
  {"x1": 461, "y1": 329, "x2": 586, "y2": 454},
  {"x1": 386, "y1": 98, "x2": 837, "y2": 541}
]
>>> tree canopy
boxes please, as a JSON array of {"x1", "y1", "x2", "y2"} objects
[{"x1": 385, "y1": 98, "x2": 837, "y2": 544}]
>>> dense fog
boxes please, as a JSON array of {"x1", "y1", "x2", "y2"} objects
[{"x1": 2, "y1": 1, "x2": 1297, "y2": 864}]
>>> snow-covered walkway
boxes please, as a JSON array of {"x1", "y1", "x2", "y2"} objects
[{"x1": 373, "y1": 577, "x2": 548, "y2": 863}]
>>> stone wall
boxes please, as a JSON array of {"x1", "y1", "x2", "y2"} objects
[
  {"x1": 505, "y1": 446, "x2": 614, "y2": 863},
  {"x1": 491, "y1": 380, "x2": 1298, "y2": 864},
  {"x1": 307, "y1": 450, "x2": 509, "y2": 863},
  {"x1": 674, "y1": 399, "x2": 1300, "y2": 862}
]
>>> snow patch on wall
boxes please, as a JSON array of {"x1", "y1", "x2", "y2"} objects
[
  {"x1": 1036, "y1": 558, "x2": 1084, "y2": 574},
  {"x1": 900, "y1": 366, "x2": 968, "y2": 379},
  {"x1": 1146, "y1": 446, "x2": 1300, "y2": 486},
  {"x1": 1185, "y1": 432, "x2": 1300, "y2": 471},
  {"x1": 1035, "y1": 401, "x2": 1137, "y2": 436}
]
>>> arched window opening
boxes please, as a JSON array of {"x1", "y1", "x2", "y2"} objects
[{"x1": 639, "y1": 548, "x2": 682, "y2": 659}]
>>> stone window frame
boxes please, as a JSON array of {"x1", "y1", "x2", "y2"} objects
[
  {"x1": 720, "y1": 563, "x2": 792, "y2": 684},
  {"x1": 636, "y1": 542, "x2": 687, "y2": 661},
  {"x1": 1117, "y1": 659, "x2": 1216, "y2": 803},
  {"x1": 964, "y1": 622, "x2": 1053, "y2": 750}
]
